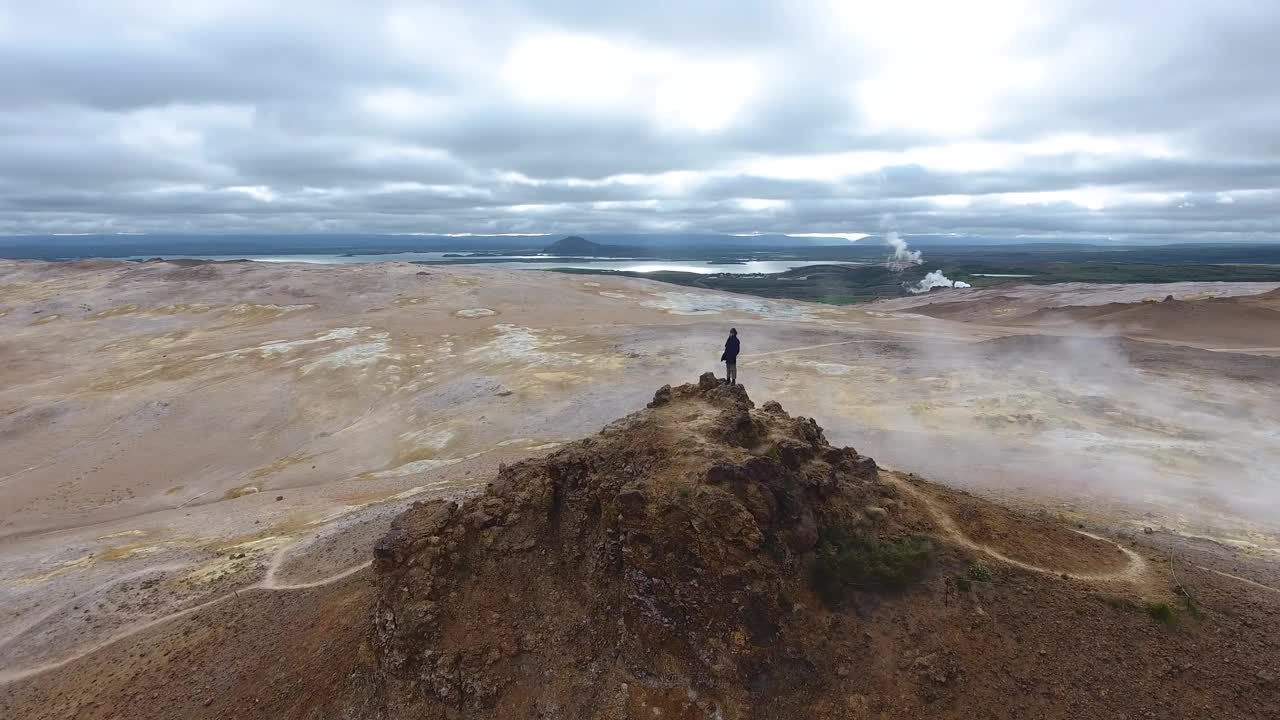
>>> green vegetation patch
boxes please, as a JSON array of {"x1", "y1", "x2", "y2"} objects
[
  {"x1": 968, "y1": 561, "x2": 993, "y2": 583},
  {"x1": 1146, "y1": 601, "x2": 1176, "y2": 625},
  {"x1": 1146, "y1": 599, "x2": 1172, "y2": 622},
  {"x1": 813, "y1": 526, "x2": 933, "y2": 604},
  {"x1": 549, "y1": 243, "x2": 1280, "y2": 306}
]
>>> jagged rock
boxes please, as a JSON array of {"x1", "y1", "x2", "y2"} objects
[
  {"x1": 356, "y1": 374, "x2": 1279, "y2": 720},
  {"x1": 371, "y1": 376, "x2": 895, "y2": 719},
  {"x1": 648, "y1": 384, "x2": 673, "y2": 408}
]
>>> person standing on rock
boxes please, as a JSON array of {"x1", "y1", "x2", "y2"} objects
[{"x1": 721, "y1": 328, "x2": 740, "y2": 385}]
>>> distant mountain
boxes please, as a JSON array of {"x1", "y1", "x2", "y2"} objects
[{"x1": 543, "y1": 236, "x2": 623, "y2": 255}]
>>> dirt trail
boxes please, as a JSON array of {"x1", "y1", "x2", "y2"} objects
[
  {"x1": 5, "y1": 376, "x2": 1280, "y2": 720},
  {"x1": 1198, "y1": 566, "x2": 1280, "y2": 594},
  {"x1": 885, "y1": 471, "x2": 1150, "y2": 585},
  {"x1": 362, "y1": 376, "x2": 1279, "y2": 720},
  {"x1": 0, "y1": 543, "x2": 374, "y2": 686},
  {"x1": 0, "y1": 563, "x2": 190, "y2": 651}
]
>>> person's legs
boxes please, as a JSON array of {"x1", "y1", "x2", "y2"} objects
[{"x1": 727, "y1": 362, "x2": 737, "y2": 384}]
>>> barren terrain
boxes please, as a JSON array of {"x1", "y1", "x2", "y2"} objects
[{"x1": 1, "y1": 259, "x2": 1278, "y2": 716}]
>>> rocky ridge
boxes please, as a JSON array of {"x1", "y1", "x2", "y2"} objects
[{"x1": 366, "y1": 374, "x2": 1279, "y2": 720}]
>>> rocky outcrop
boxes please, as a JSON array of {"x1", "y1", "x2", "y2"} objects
[
  {"x1": 365, "y1": 374, "x2": 1280, "y2": 720},
  {"x1": 371, "y1": 374, "x2": 902, "y2": 719}
]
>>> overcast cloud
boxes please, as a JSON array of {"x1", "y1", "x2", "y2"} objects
[{"x1": 1, "y1": 0, "x2": 1278, "y2": 241}]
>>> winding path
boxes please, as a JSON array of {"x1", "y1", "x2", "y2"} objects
[
  {"x1": 885, "y1": 473, "x2": 1149, "y2": 584},
  {"x1": 0, "y1": 543, "x2": 373, "y2": 686},
  {"x1": 6, "y1": 471, "x2": 1276, "y2": 687},
  {"x1": 1196, "y1": 566, "x2": 1280, "y2": 595}
]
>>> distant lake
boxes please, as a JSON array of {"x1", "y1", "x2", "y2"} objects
[{"x1": 122, "y1": 253, "x2": 860, "y2": 275}]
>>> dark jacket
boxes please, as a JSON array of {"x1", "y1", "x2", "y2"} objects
[{"x1": 721, "y1": 335, "x2": 740, "y2": 363}]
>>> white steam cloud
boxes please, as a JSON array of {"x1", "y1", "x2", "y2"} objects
[
  {"x1": 909, "y1": 270, "x2": 973, "y2": 294},
  {"x1": 880, "y1": 225, "x2": 971, "y2": 294},
  {"x1": 885, "y1": 231, "x2": 923, "y2": 269}
]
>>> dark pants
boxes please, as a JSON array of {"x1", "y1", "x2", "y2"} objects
[{"x1": 725, "y1": 361, "x2": 737, "y2": 384}]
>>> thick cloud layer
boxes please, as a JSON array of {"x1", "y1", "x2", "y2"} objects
[{"x1": 2, "y1": 0, "x2": 1278, "y2": 241}]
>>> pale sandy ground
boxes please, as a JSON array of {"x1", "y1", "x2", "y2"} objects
[{"x1": 1, "y1": 258, "x2": 1278, "y2": 683}]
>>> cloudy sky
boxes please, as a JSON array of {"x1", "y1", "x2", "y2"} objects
[{"x1": 2, "y1": 0, "x2": 1278, "y2": 241}]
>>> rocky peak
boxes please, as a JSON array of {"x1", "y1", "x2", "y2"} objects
[{"x1": 371, "y1": 373, "x2": 895, "y2": 718}]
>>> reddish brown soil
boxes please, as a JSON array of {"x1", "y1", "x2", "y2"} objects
[
  {"x1": 905, "y1": 286, "x2": 1280, "y2": 348},
  {"x1": 3, "y1": 377, "x2": 1278, "y2": 719},
  {"x1": 1014, "y1": 296, "x2": 1280, "y2": 346},
  {"x1": 1239, "y1": 286, "x2": 1280, "y2": 310},
  {"x1": 366, "y1": 376, "x2": 1280, "y2": 719},
  {"x1": 0, "y1": 575, "x2": 380, "y2": 720},
  {"x1": 926, "y1": 482, "x2": 1131, "y2": 575}
]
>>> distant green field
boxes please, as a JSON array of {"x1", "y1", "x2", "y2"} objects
[{"x1": 552, "y1": 254, "x2": 1280, "y2": 305}]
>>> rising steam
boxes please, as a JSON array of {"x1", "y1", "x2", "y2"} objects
[
  {"x1": 882, "y1": 227, "x2": 971, "y2": 294},
  {"x1": 885, "y1": 231, "x2": 923, "y2": 270},
  {"x1": 908, "y1": 270, "x2": 972, "y2": 294}
]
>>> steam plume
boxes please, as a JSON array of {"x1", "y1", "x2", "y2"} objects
[
  {"x1": 885, "y1": 231, "x2": 923, "y2": 270},
  {"x1": 908, "y1": 270, "x2": 972, "y2": 294},
  {"x1": 880, "y1": 225, "x2": 971, "y2": 294}
]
